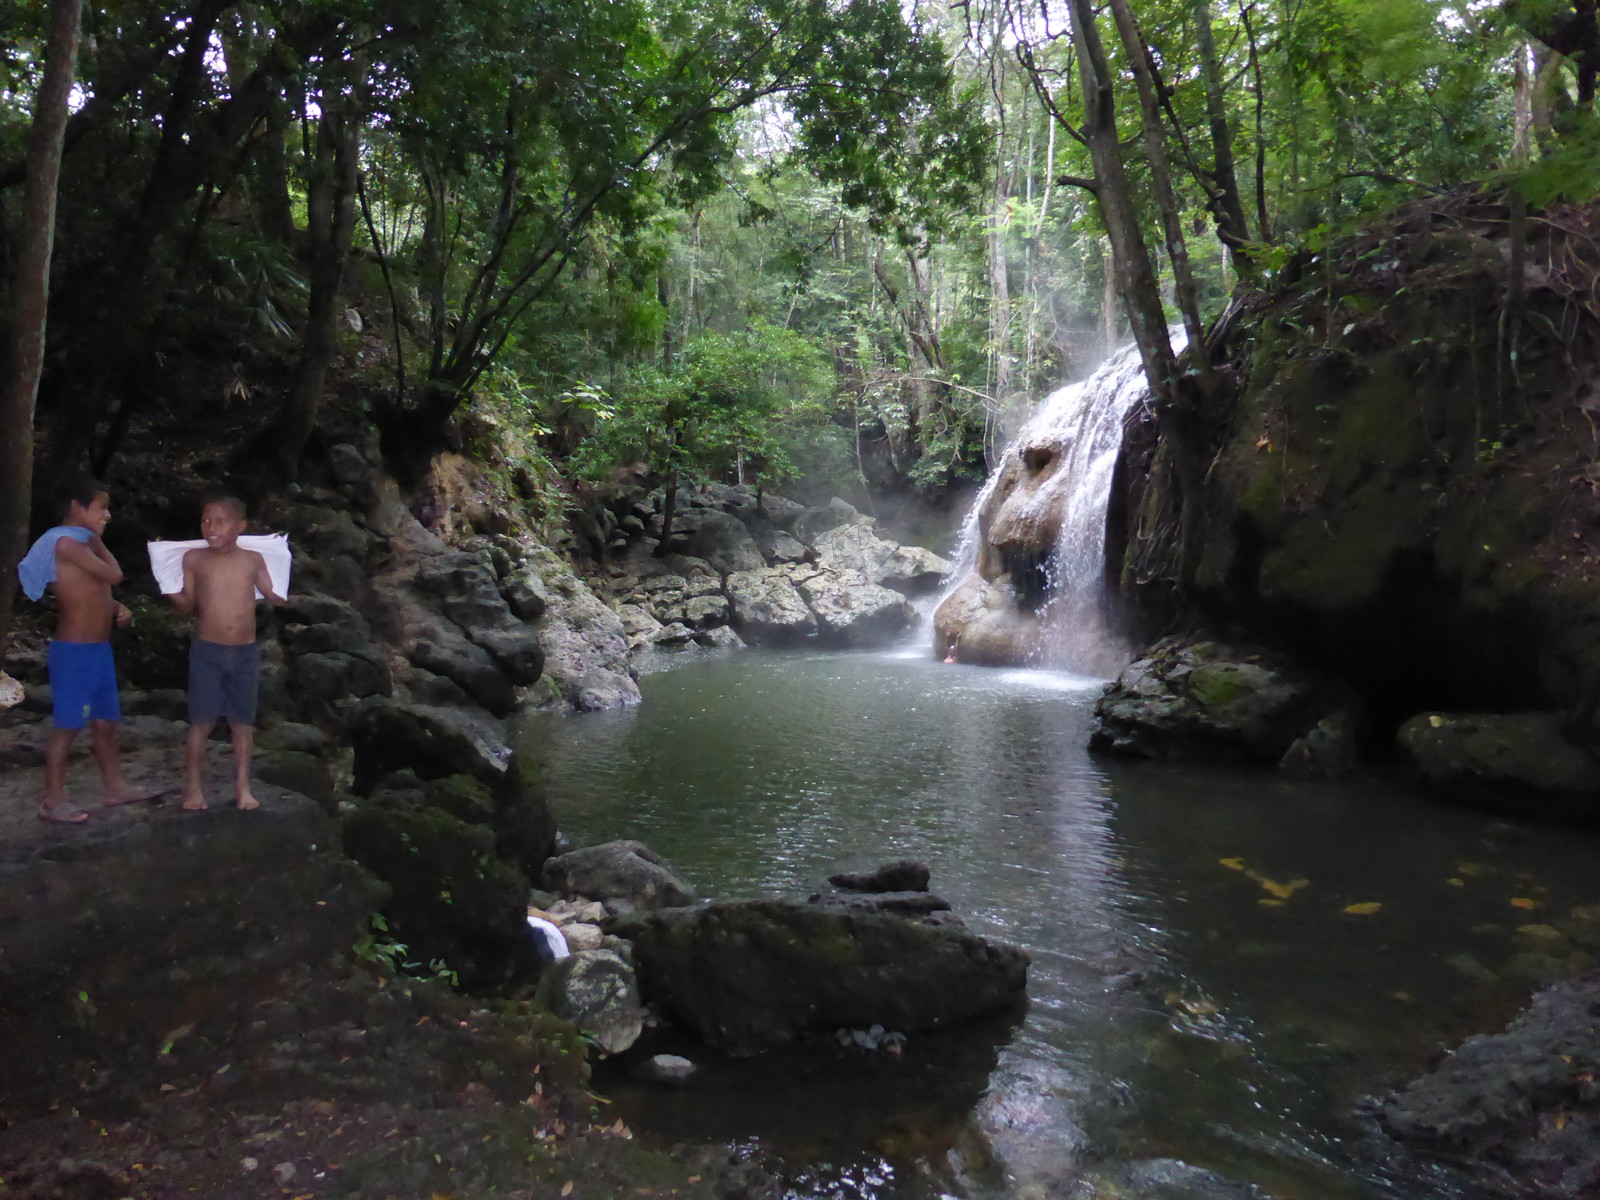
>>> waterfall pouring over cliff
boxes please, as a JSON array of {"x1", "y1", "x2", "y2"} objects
[{"x1": 934, "y1": 335, "x2": 1181, "y2": 677}]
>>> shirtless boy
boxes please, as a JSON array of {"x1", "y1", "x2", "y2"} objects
[
  {"x1": 27, "y1": 478, "x2": 153, "y2": 822},
  {"x1": 171, "y1": 495, "x2": 285, "y2": 811}
]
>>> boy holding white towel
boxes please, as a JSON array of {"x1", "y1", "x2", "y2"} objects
[{"x1": 169, "y1": 495, "x2": 286, "y2": 811}]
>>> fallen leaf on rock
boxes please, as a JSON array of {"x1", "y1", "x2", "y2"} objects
[{"x1": 1343, "y1": 902, "x2": 1382, "y2": 915}]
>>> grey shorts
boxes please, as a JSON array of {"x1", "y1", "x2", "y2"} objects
[{"x1": 189, "y1": 639, "x2": 261, "y2": 725}]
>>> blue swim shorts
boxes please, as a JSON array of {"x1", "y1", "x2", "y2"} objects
[
  {"x1": 189, "y1": 638, "x2": 261, "y2": 725},
  {"x1": 48, "y1": 641, "x2": 122, "y2": 730}
]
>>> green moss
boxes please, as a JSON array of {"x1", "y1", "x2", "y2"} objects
[{"x1": 1186, "y1": 663, "x2": 1257, "y2": 709}]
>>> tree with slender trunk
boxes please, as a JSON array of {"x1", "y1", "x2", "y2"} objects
[{"x1": 0, "y1": 0, "x2": 84, "y2": 663}]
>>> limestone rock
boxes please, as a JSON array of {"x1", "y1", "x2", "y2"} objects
[
  {"x1": 541, "y1": 840, "x2": 696, "y2": 910},
  {"x1": 724, "y1": 567, "x2": 817, "y2": 645},
  {"x1": 534, "y1": 949, "x2": 645, "y2": 1054},
  {"x1": 932, "y1": 575, "x2": 1039, "y2": 666},
  {"x1": 757, "y1": 528, "x2": 810, "y2": 565},
  {"x1": 511, "y1": 544, "x2": 640, "y2": 712},
  {"x1": 674, "y1": 511, "x2": 765, "y2": 574},
  {"x1": 695, "y1": 626, "x2": 745, "y2": 651},
  {"x1": 796, "y1": 569, "x2": 916, "y2": 648},
  {"x1": 612, "y1": 900, "x2": 1028, "y2": 1053},
  {"x1": 794, "y1": 498, "x2": 866, "y2": 544}
]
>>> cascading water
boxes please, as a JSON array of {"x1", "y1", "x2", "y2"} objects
[{"x1": 935, "y1": 335, "x2": 1182, "y2": 677}]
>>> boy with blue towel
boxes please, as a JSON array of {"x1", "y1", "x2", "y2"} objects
[{"x1": 17, "y1": 477, "x2": 159, "y2": 822}]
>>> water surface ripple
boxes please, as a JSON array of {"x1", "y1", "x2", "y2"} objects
[{"x1": 517, "y1": 649, "x2": 1600, "y2": 1200}]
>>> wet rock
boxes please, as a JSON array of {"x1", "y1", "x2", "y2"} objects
[
  {"x1": 649, "y1": 622, "x2": 697, "y2": 648},
  {"x1": 348, "y1": 698, "x2": 506, "y2": 792},
  {"x1": 541, "y1": 841, "x2": 696, "y2": 910},
  {"x1": 796, "y1": 569, "x2": 917, "y2": 649},
  {"x1": 534, "y1": 949, "x2": 645, "y2": 1054},
  {"x1": 1089, "y1": 637, "x2": 1345, "y2": 764},
  {"x1": 657, "y1": 593, "x2": 731, "y2": 630},
  {"x1": 465, "y1": 625, "x2": 544, "y2": 685},
  {"x1": 695, "y1": 626, "x2": 745, "y2": 650},
  {"x1": 1279, "y1": 709, "x2": 1362, "y2": 779},
  {"x1": 257, "y1": 721, "x2": 331, "y2": 757},
  {"x1": 292, "y1": 650, "x2": 392, "y2": 710},
  {"x1": 828, "y1": 860, "x2": 932, "y2": 893},
  {"x1": 637, "y1": 1053, "x2": 697, "y2": 1085},
  {"x1": 809, "y1": 891, "x2": 953, "y2": 917},
  {"x1": 612, "y1": 900, "x2": 1028, "y2": 1053},
  {"x1": 1091, "y1": 1158, "x2": 1259, "y2": 1200},
  {"x1": 725, "y1": 567, "x2": 817, "y2": 645},
  {"x1": 933, "y1": 575, "x2": 1039, "y2": 665},
  {"x1": 1397, "y1": 711, "x2": 1600, "y2": 804},
  {"x1": 1381, "y1": 974, "x2": 1600, "y2": 1198}
]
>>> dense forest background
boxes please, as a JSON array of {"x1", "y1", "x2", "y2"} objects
[{"x1": 0, "y1": 0, "x2": 1595, "y2": 648}]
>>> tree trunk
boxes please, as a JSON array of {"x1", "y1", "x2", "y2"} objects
[
  {"x1": 1106, "y1": 0, "x2": 1213, "y2": 393},
  {"x1": 1061, "y1": 0, "x2": 1178, "y2": 403},
  {"x1": 0, "y1": 0, "x2": 82, "y2": 662},
  {"x1": 656, "y1": 470, "x2": 679, "y2": 557},
  {"x1": 279, "y1": 87, "x2": 362, "y2": 474},
  {"x1": 1513, "y1": 41, "x2": 1534, "y2": 164},
  {"x1": 1189, "y1": 0, "x2": 1255, "y2": 273}
]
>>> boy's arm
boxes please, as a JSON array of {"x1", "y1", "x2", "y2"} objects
[
  {"x1": 170, "y1": 550, "x2": 199, "y2": 613},
  {"x1": 56, "y1": 536, "x2": 123, "y2": 584},
  {"x1": 251, "y1": 551, "x2": 287, "y2": 606}
]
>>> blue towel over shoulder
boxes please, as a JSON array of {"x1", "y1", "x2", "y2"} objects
[{"x1": 17, "y1": 526, "x2": 94, "y2": 602}]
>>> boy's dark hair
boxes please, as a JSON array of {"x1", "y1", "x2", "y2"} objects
[
  {"x1": 55, "y1": 476, "x2": 108, "y2": 520},
  {"x1": 201, "y1": 493, "x2": 247, "y2": 519}
]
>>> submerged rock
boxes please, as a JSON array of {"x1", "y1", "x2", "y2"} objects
[
  {"x1": 828, "y1": 860, "x2": 932, "y2": 893},
  {"x1": 612, "y1": 900, "x2": 1028, "y2": 1053}
]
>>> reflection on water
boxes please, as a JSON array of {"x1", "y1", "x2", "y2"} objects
[{"x1": 516, "y1": 650, "x2": 1600, "y2": 1200}]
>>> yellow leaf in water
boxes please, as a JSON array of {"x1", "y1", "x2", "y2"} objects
[
  {"x1": 1456, "y1": 862, "x2": 1487, "y2": 877},
  {"x1": 1429, "y1": 715, "x2": 1443, "y2": 728},
  {"x1": 1259, "y1": 898, "x2": 1285, "y2": 907},
  {"x1": 1344, "y1": 902, "x2": 1382, "y2": 915},
  {"x1": 1511, "y1": 897, "x2": 1538, "y2": 909},
  {"x1": 1260, "y1": 877, "x2": 1310, "y2": 900},
  {"x1": 1447, "y1": 878, "x2": 1465, "y2": 887},
  {"x1": 562, "y1": 1183, "x2": 575, "y2": 1197},
  {"x1": 1219, "y1": 857, "x2": 1246, "y2": 871},
  {"x1": 1393, "y1": 991, "x2": 1412, "y2": 1002}
]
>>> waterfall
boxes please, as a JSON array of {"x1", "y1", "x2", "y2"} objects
[{"x1": 939, "y1": 336, "x2": 1180, "y2": 676}]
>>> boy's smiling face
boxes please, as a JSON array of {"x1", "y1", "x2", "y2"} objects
[
  {"x1": 200, "y1": 502, "x2": 247, "y2": 549},
  {"x1": 67, "y1": 493, "x2": 111, "y2": 535}
]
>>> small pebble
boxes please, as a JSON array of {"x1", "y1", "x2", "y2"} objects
[
  {"x1": 240, "y1": 1157, "x2": 258, "y2": 1173},
  {"x1": 272, "y1": 1161, "x2": 296, "y2": 1185}
]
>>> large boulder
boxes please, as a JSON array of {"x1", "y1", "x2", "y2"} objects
[
  {"x1": 1397, "y1": 711, "x2": 1600, "y2": 811},
  {"x1": 793, "y1": 498, "x2": 867, "y2": 544},
  {"x1": 612, "y1": 900, "x2": 1029, "y2": 1053},
  {"x1": 811, "y1": 525, "x2": 952, "y2": 597},
  {"x1": 541, "y1": 840, "x2": 696, "y2": 910},
  {"x1": 933, "y1": 575, "x2": 1039, "y2": 665},
  {"x1": 725, "y1": 567, "x2": 817, "y2": 645},
  {"x1": 1089, "y1": 637, "x2": 1348, "y2": 764},
  {"x1": 795, "y1": 569, "x2": 917, "y2": 648},
  {"x1": 673, "y1": 511, "x2": 765, "y2": 574},
  {"x1": 1381, "y1": 975, "x2": 1600, "y2": 1198}
]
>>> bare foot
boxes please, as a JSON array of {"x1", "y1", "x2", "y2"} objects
[
  {"x1": 181, "y1": 783, "x2": 208, "y2": 812},
  {"x1": 235, "y1": 789, "x2": 260, "y2": 812},
  {"x1": 38, "y1": 799, "x2": 89, "y2": 824}
]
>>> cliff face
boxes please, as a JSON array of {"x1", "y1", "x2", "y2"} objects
[{"x1": 1116, "y1": 194, "x2": 1600, "y2": 737}]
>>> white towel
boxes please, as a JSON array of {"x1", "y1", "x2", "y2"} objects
[{"x1": 147, "y1": 534, "x2": 292, "y2": 600}]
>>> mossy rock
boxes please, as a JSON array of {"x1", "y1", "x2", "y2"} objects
[{"x1": 115, "y1": 596, "x2": 195, "y2": 691}]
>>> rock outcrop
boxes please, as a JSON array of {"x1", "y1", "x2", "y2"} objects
[{"x1": 612, "y1": 899, "x2": 1029, "y2": 1053}]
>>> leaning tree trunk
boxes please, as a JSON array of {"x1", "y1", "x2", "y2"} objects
[
  {"x1": 0, "y1": 0, "x2": 82, "y2": 662},
  {"x1": 279, "y1": 90, "x2": 361, "y2": 475}
]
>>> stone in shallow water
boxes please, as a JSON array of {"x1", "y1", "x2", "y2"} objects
[{"x1": 636, "y1": 1054, "x2": 697, "y2": 1085}]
